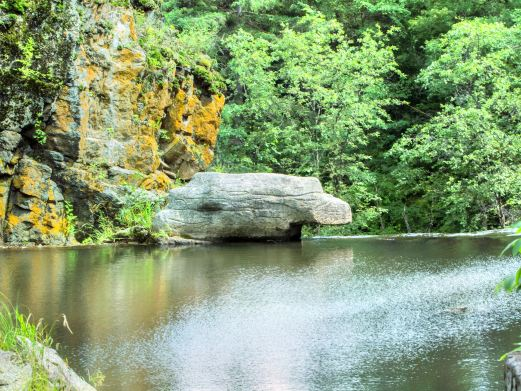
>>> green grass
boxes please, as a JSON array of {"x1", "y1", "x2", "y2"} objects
[
  {"x1": 0, "y1": 300, "x2": 55, "y2": 390},
  {"x1": 0, "y1": 299, "x2": 104, "y2": 389},
  {"x1": 82, "y1": 186, "x2": 167, "y2": 244},
  {"x1": 0, "y1": 302, "x2": 53, "y2": 352}
]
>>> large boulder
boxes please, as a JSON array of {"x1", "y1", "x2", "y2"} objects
[{"x1": 153, "y1": 173, "x2": 351, "y2": 241}]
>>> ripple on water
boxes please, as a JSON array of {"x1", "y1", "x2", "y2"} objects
[{"x1": 85, "y1": 254, "x2": 521, "y2": 391}]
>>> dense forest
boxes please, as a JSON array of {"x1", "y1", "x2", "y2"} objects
[{"x1": 140, "y1": 0, "x2": 521, "y2": 234}]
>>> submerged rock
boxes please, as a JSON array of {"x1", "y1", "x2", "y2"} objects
[{"x1": 153, "y1": 173, "x2": 351, "y2": 241}]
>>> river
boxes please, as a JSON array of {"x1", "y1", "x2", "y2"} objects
[{"x1": 1, "y1": 235, "x2": 520, "y2": 390}]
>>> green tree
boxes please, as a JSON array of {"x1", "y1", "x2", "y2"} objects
[
  {"x1": 159, "y1": 0, "x2": 521, "y2": 234},
  {"x1": 218, "y1": 10, "x2": 401, "y2": 230},
  {"x1": 390, "y1": 20, "x2": 521, "y2": 232}
]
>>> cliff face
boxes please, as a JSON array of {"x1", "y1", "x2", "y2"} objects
[{"x1": 0, "y1": 0, "x2": 224, "y2": 245}]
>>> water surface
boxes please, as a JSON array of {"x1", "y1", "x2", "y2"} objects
[{"x1": 1, "y1": 236, "x2": 520, "y2": 390}]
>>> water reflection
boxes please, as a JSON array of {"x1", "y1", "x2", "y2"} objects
[{"x1": 0, "y1": 237, "x2": 519, "y2": 390}]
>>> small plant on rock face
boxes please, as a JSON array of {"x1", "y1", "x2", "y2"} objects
[
  {"x1": 106, "y1": 127, "x2": 115, "y2": 137},
  {"x1": 15, "y1": 37, "x2": 61, "y2": 89},
  {"x1": 33, "y1": 117, "x2": 47, "y2": 145},
  {"x1": 64, "y1": 201, "x2": 77, "y2": 240},
  {"x1": 496, "y1": 222, "x2": 521, "y2": 293},
  {"x1": 87, "y1": 160, "x2": 108, "y2": 181},
  {"x1": 34, "y1": 129, "x2": 46, "y2": 145},
  {"x1": 157, "y1": 128, "x2": 169, "y2": 141}
]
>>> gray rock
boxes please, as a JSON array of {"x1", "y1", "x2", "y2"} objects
[
  {"x1": 0, "y1": 131, "x2": 22, "y2": 152},
  {"x1": 506, "y1": 352, "x2": 521, "y2": 391},
  {"x1": 0, "y1": 350, "x2": 32, "y2": 390},
  {"x1": 153, "y1": 172, "x2": 351, "y2": 241},
  {"x1": 108, "y1": 166, "x2": 139, "y2": 179},
  {"x1": 20, "y1": 339, "x2": 95, "y2": 391},
  {"x1": 48, "y1": 151, "x2": 65, "y2": 163}
]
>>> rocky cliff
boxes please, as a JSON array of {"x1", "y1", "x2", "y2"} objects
[{"x1": 0, "y1": 0, "x2": 224, "y2": 245}]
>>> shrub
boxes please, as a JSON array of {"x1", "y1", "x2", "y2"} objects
[{"x1": 83, "y1": 186, "x2": 166, "y2": 244}]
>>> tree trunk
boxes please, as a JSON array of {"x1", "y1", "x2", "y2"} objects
[{"x1": 402, "y1": 205, "x2": 411, "y2": 233}]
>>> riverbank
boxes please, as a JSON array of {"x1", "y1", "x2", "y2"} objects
[
  {"x1": 0, "y1": 302, "x2": 99, "y2": 390},
  {"x1": 1, "y1": 226, "x2": 517, "y2": 250},
  {"x1": 310, "y1": 228, "x2": 517, "y2": 240}
]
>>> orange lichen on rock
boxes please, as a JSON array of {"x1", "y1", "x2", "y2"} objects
[
  {"x1": 192, "y1": 94, "x2": 225, "y2": 145},
  {"x1": 4, "y1": 158, "x2": 67, "y2": 245},
  {"x1": 0, "y1": 177, "x2": 12, "y2": 226},
  {"x1": 44, "y1": 4, "x2": 225, "y2": 185},
  {"x1": 160, "y1": 78, "x2": 225, "y2": 179},
  {"x1": 140, "y1": 171, "x2": 172, "y2": 192},
  {"x1": 123, "y1": 135, "x2": 160, "y2": 173},
  {"x1": 121, "y1": 13, "x2": 138, "y2": 41}
]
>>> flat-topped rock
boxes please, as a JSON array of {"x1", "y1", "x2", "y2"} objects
[{"x1": 153, "y1": 172, "x2": 351, "y2": 241}]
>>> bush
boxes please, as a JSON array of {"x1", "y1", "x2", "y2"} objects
[
  {"x1": 131, "y1": 0, "x2": 158, "y2": 11},
  {"x1": 83, "y1": 186, "x2": 166, "y2": 244}
]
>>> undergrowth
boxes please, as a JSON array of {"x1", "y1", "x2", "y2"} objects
[
  {"x1": 0, "y1": 299, "x2": 104, "y2": 389},
  {"x1": 82, "y1": 186, "x2": 167, "y2": 244},
  {"x1": 0, "y1": 300, "x2": 55, "y2": 389}
]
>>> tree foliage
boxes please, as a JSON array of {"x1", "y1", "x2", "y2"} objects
[
  {"x1": 156, "y1": 0, "x2": 521, "y2": 233},
  {"x1": 392, "y1": 20, "x2": 521, "y2": 231}
]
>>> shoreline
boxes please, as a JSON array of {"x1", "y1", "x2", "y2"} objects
[
  {"x1": 0, "y1": 228, "x2": 516, "y2": 250},
  {"x1": 310, "y1": 228, "x2": 517, "y2": 240}
]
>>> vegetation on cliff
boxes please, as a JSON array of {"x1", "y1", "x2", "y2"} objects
[
  {"x1": 0, "y1": 0, "x2": 224, "y2": 245},
  {"x1": 162, "y1": 0, "x2": 521, "y2": 234},
  {"x1": 82, "y1": 186, "x2": 167, "y2": 244}
]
